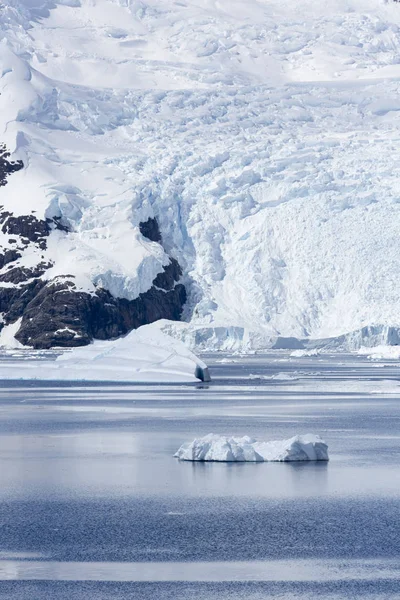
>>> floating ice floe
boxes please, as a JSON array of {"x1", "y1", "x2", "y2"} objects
[
  {"x1": 174, "y1": 433, "x2": 328, "y2": 462},
  {"x1": 290, "y1": 349, "x2": 321, "y2": 358},
  {"x1": 248, "y1": 373, "x2": 299, "y2": 381}
]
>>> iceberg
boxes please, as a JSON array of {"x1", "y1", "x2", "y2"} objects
[
  {"x1": 174, "y1": 433, "x2": 328, "y2": 462},
  {"x1": 0, "y1": 325, "x2": 210, "y2": 383}
]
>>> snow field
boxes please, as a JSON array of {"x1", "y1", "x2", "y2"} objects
[{"x1": 2, "y1": 0, "x2": 400, "y2": 348}]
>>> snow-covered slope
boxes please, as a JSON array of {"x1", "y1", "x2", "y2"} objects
[{"x1": 2, "y1": 0, "x2": 400, "y2": 349}]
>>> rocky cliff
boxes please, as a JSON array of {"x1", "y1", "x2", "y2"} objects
[{"x1": 0, "y1": 147, "x2": 186, "y2": 348}]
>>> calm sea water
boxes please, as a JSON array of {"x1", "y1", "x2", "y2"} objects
[{"x1": 0, "y1": 351, "x2": 399, "y2": 599}]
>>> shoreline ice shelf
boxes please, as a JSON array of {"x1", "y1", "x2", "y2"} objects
[{"x1": 0, "y1": 325, "x2": 210, "y2": 383}]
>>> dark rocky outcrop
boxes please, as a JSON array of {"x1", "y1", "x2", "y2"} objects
[
  {"x1": 15, "y1": 264, "x2": 186, "y2": 349},
  {"x1": 1, "y1": 213, "x2": 50, "y2": 243},
  {"x1": 0, "y1": 204, "x2": 187, "y2": 347},
  {"x1": 0, "y1": 278, "x2": 47, "y2": 324},
  {"x1": 139, "y1": 217, "x2": 162, "y2": 243},
  {"x1": 153, "y1": 257, "x2": 182, "y2": 290},
  {"x1": 0, "y1": 142, "x2": 186, "y2": 347},
  {"x1": 0, "y1": 144, "x2": 23, "y2": 187},
  {"x1": 0, "y1": 261, "x2": 52, "y2": 284},
  {"x1": 0, "y1": 249, "x2": 21, "y2": 269},
  {"x1": 0, "y1": 211, "x2": 69, "y2": 251}
]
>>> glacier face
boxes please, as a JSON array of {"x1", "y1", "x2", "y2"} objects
[{"x1": 2, "y1": 0, "x2": 400, "y2": 347}]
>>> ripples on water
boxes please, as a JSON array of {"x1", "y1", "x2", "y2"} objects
[{"x1": 0, "y1": 351, "x2": 400, "y2": 598}]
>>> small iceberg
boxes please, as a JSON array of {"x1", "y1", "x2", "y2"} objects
[{"x1": 174, "y1": 433, "x2": 329, "y2": 462}]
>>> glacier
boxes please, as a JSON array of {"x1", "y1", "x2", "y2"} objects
[
  {"x1": 174, "y1": 433, "x2": 329, "y2": 462},
  {"x1": 2, "y1": 0, "x2": 400, "y2": 349}
]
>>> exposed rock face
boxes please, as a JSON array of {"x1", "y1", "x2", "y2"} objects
[
  {"x1": 15, "y1": 266, "x2": 186, "y2": 349},
  {"x1": 0, "y1": 207, "x2": 55, "y2": 327},
  {"x1": 0, "y1": 144, "x2": 23, "y2": 187},
  {"x1": 0, "y1": 261, "x2": 52, "y2": 284},
  {"x1": 0, "y1": 145, "x2": 187, "y2": 348},
  {"x1": 0, "y1": 248, "x2": 21, "y2": 269},
  {"x1": 139, "y1": 217, "x2": 162, "y2": 243}
]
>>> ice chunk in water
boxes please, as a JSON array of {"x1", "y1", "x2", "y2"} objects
[{"x1": 175, "y1": 433, "x2": 328, "y2": 462}]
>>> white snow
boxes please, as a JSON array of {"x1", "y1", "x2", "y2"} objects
[
  {"x1": 175, "y1": 433, "x2": 329, "y2": 462},
  {"x1": 0, "y1": 319, "x2": 24, "y2": 349},
  {"x1": 0, "y1": 325, "x2": 208, "y2": 382},
  {"x1": 3, "y1": 0, "x2": 400, "y2": 349}
]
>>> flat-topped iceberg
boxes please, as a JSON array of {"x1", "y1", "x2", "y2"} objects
[{"x1": 174, "y1": 433, "x2": 328, "y2": 462}]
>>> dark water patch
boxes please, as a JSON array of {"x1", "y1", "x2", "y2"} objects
[
  {"x1": 0, "y1": 497, "x2": 399, "y2": 563},
  {"x1": 0, "y1": 579, "x2": 400, "y2": 599}
]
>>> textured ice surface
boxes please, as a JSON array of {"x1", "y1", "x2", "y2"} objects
[
  {"x1": 3, "y1": 1, "x2": 400, "y2": 348},
  {"x1": 0, "y1": 325, "x2": 208, "y2": 382},
  {"x1": 175, "y1": 434, "x2": 329, "y2": 462}
]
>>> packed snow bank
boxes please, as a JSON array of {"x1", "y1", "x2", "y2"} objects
[
  {"x1": 175, "y1": 434, "x2": 328, "y2": 462},
  {"x1": 0, "y1": 325, "x2": 209, "y2": 382},
  {"x1": 358, "y1": 346, "x2": 400, "y2": 360}
]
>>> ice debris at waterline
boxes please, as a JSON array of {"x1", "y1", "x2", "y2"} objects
[{"x1": 174, "y1": 434, "x2": 329, "y2": 462}]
